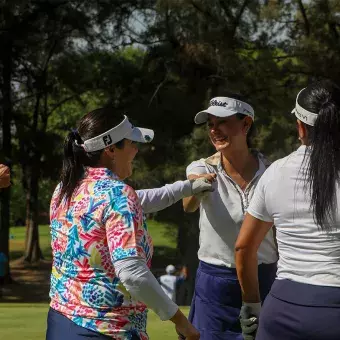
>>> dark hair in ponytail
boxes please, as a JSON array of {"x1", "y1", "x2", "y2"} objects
[
  {"x1": 58, "y1": 107, "x2": 125, "y2": 205},
  {"x1": 298, "y1": 80, "x2": 340, "y2": 231}
]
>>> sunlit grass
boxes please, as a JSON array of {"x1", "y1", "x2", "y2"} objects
[{"x1": 0, "y1": 304, "x2": 189, "y2": 339}]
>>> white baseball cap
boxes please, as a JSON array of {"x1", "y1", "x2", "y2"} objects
[
  {"x1": 291, "y1": 88, "x2": 318, "y2": 126},
  {"x1": 79, "y1": 115, "x2": 154, "y2": 152},
  {"x1": 194, "y1": 96, "x2": 254, "y2": 124},
  {"x1": 166, "y1": 264, "x2": 176, "y2": 274}
]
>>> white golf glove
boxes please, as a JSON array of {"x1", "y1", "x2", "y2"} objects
[
  {"x1": 239, "y1": 302, "x2": 261, "y2": 340},
  {"x1": 189, "y1": 178, "x2": 214, "y2": 199}
]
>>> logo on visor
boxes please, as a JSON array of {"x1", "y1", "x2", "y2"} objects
[
  {"x1": 295, "y1": 109, "x2": 308, "y2": 122},
  {"x1": 103, "y1": 135, "x2": 113, "y2": 146},
  {"x1": 210, "y1": 99, "x2": 228, "y2": 107}
]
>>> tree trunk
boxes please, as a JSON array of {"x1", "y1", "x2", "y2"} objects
[
  {"x1": 23, "y1": 156, "x2": 43, "y2": 263},
  {"x1": 0, "y1": 34, "x2": 13, "y2": 281}
]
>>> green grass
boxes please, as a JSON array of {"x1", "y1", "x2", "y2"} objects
[
  {"x1": 0, "y1": 304, "x2": 189, "y2": 339},
  {"x1": 9, "y1": 220, "x2": 177, "y2": 262}
]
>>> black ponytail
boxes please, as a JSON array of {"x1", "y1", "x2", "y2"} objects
[
  {"x1": 298, "y1": 80, "x2": 340, "y2": 231},
  {"x1": 57, "y1": 107, "x2": 125, "y2": 205}
]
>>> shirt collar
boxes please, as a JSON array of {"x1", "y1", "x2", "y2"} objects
[
  {"x1": 296, "y1": 144, "x2": 311, "y2": 154},
  {"x1": 85, "y1": 167, "x2": 120, "y2": 181},
  {"x1": 206, "y1": 150, "x2": 270, "y2": 176}
]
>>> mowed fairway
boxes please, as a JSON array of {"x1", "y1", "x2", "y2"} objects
[{"x1": 0, "y1": 304, "x2": 189, "y2": 339}]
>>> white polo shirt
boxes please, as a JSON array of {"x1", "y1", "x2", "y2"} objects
[
  {"x1": 186, "y1": 151, "x2": 278, "y2": 268},
  {"x1": 248, "y1": 145, "x2": 340, "y2": 287}
]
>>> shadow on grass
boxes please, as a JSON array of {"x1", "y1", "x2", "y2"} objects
[
  {"x1": 9, "y1": 249, "x2": 52, "y2": 262},
  {"x1": 1, "y1": 260, "x2": 51, "y2": 304},
  {"x1": 2, "y1": 246, "x2": 180, "y2": 304}
]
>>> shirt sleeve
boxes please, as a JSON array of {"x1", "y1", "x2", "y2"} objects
[
  {"x1": 247, "y1": 166, "x2": 274, "y2": 223},
  {"x1": 186, "y1": 160, "x2": 207, "y2": 177},
  {"x1": 136, "y1": 180, "x2": 192, "y2": 214},
  {"x1": 103, "y1": 184, "x2": 148, "y2": 263},
  {"x1": 114, "y1": 257, "x2": 178, "y2": 321}
]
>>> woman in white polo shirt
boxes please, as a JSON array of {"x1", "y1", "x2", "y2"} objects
[
  {"x1": 235, "y1": 80, "x2": 340, "y2": 340},
  {"x1": 183, "y1": 95, "x2": 278, "y2": 340}
]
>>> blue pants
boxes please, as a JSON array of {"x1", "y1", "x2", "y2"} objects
[
  {"x1": 257, "y1": 279, "x2": 340, "y2": 340},
  {"x1": 46, "y1": 308, "x2": 140, "y2": 340},
  {"x1": 188, "y1": 261, "x2": 277, "y2": 340}
]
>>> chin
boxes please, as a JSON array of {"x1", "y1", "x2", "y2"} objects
[{"x1": 214, "y1": 142, "x2": 231, "y2": 151}]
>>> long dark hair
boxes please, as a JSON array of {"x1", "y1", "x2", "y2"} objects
[
  {"x1": 58, "y1": 107, "x2": 125, "y2": 205},
  {"x1": 298, "y1": 80, "x2": 340, "y2": 231}
]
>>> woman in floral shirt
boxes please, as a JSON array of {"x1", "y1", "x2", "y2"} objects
[{"x1": 46, "y1": 107, "x2": 201, "y2": 340}]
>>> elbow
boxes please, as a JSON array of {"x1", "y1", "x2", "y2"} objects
[
  {"x1": 183, "y1": 205, "x2": 192, "y2": 213},
  {"x1": 234, "y1": 243, "x2": 257, "y2": 266},
  {"x1": 182, "y1": 197, "x2": 198, "y2": 213},
  {"x1": 182, "y1": 203, "x2": 197, "y2": 213}
]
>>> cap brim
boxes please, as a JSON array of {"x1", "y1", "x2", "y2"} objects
[
  {"x1": 194, "y1": 106, "x2": 238, "y2": 124},
  {"x1": 128, "y1": 127, "x2": 154, "y2": 143}
]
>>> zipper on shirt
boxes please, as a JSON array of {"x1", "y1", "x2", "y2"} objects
[{"x1": 221, "y1": 168, "x2": 260, "y2": 215}]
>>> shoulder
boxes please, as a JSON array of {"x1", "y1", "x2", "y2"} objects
[
  {"x1": 96, "y1": 180, "x2": 140, "y2": 214},
  {"x1": 186, "y1": 152, "x2": 220, "y2": 174},
  {"x1": 257, "y1": 152, "x2": 296, "y2": 187},
  {"x1": 107, "y1": 181, "x2": 139, "y2": 203}
]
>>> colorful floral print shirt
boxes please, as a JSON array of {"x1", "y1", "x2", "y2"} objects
[{"x1": 49, "y1": 167, "x2": 153, "y2": 339}]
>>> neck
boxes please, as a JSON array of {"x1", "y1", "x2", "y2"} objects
[{"x1": 220, "y1": 146, "x2": 251, "y2": 175}]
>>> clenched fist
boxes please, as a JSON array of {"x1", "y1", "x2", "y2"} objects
[{"x1": 0, "y1": 164, "x2": 11, "y2": 188}]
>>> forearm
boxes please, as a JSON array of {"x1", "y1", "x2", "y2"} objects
[
  {"x1": 114, "y1": 257, "x2": 178, "y2": 320},
  {"x1": 235, "y1": 248, "x2": 261, "y2": 303},
  {"x1": 136, "y1": 180, "x2": 192, "y2": 214}
]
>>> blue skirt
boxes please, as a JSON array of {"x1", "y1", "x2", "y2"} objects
[
  {"x1": 188, "y1": 261, "x2": 277, "y2": 340},
  {"x1": 46, "y1": 308, "x2": 140, "y2": 340},
  {"x1": 257, "y1": 279, "x2": 340, "y2": 340}
]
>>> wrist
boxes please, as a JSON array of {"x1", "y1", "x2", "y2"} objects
[
  {"x1": 242, "y1": 301, "x2": 261, "y2": 317},
  {"x1": 182, "y1": 179, "x2": 193, "y2": 197}
]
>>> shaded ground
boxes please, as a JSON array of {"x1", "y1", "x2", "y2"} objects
[{"x1": 1, "y1": 259, "x2": 51, "y2": 303}]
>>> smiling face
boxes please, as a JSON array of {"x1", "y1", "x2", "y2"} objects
[
  {"x1": 207, "y1": 114, "x2": 252, "y2": 151},
  {"x1": 102, "y1": 139, "x2": 139, "y2": 180}
]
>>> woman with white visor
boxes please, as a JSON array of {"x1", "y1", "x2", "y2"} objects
[
  {"x1": 236, "y1": 80, "x2": 340, "y2": 340},
  {"x1": 46, "y1": 107, "x2": 211, "y2": 339},
  {"x1": 183, "y1": 95, "x2": 278, "y2": 340}
]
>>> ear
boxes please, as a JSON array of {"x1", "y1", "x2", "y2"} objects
[
  {"x1": 243, "y1": 116, "x2": 253, "y2": 134},
  {"x1": 103, "y1": 145, "x2": 116, "y2": 160},
  {"x1": 297, "y1": 119, "x2": 307, "y2": 140}
]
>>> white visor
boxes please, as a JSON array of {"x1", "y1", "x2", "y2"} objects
[
  {"x1": 195, "y1": 96, "x2": 254, "y2": 124},
  {"x1": 82, "y1": 115, "x2": 154, "y2": 152},
  {"x1": 291, "y1": 88, "x2": 318, "y2": 126}
]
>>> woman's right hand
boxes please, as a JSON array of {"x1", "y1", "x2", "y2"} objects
[{"x1": 170, "y1": 309, "x2": 200, "y2": 339}]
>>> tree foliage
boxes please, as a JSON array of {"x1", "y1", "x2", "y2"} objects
[{"x1": 1, "y1": 1, "x2": 340, "y2": 290}]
